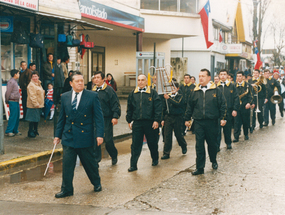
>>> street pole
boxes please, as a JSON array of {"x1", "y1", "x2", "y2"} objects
[
  {"x1": 0, "y1": 29, "x2": 4, "y2": 154},
  {"x1": 53, "y1": 24, "x2": 58, "y2": 137}
]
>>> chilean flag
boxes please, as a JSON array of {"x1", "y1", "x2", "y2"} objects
[
  {"x1": 199, "y1": 0, "x2": 214, "y2": 49},
  {"x1": 254, "y1": 40, "x2": 263, "y2": 70},
  {"x1": 219, "y1": 28, "x2": 223, "y2": 43}
]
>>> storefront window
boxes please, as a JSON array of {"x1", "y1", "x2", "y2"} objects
[
  {"x1": 180, "y1": 0, "x2": 198, "y2": 13},
  {"x1": 14, "y1": 44, "x2": 28, "y2": 70},
  {"x1": 160, "y1": 0, "x2": 177, "y2": 12},
  {"x1": 1, "y1": 42, "x2": 13, "y2": 82},
  {"x1": 141, "y1": 0, "x2": 159, "y2": 10}
]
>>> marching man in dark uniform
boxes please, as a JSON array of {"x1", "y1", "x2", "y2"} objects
[
  {"x1": 53, "y1": 71, "x2": 104, "y2": 198},
  {"x1": 185, "y1": 69, "x2": 227, "y2": 175},
  {"x1": 248, "y1": 69, "x2": 268, "y2": 130},
  {"x1": 217, "y1": 69, "x2": 239, "y2": 150},
  {"x1": 126, "y1": 74, "x2": 162, "y2": 172},
  {"x1": 263, "y1": 69, "x2": 280, "y2": 126},
  {"x1": 233, "y1": 71, "x2": 253, "y2": 142},
  {"x1": 272, "y1": 71, "x2": 284, "y2": 118},
  {"x1": 161, "y1": 81, "x2": 187, "y2": 160},
  {"x1": 92, "y1": 71, "x2": 121, "y2": 165},
  {"x1": 180, "y1": 74, "x2": 195, "y2": 135}
]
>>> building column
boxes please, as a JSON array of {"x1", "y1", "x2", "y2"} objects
[{"x1": 136, "y1": 32, "x2": 143, "y2": 52}]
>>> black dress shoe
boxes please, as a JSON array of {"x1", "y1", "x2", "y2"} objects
[
  {"x1": 245, "y1": 135, "x2": 249, "y2": 140},
  {"x1": 182, "y1": 147, "x2": 187, "y2": 155},
  {"x1": 212, "y1": 162, "x2": 218, "y2": 170},
  {"x1": 112, "y1": 157, "x2": 118, "y2": 165},
  {"x1": 55, "y1": 191, "x2": 73, "y2": 198},
  {"x1": 260, "y1": 124, "x2": 263, "y2": 129},
  {"x1": 233, "y1": 139, "x2": 239, "y2": 143},
  {"x1": 161, "y1": 154, "x2": 170, "y2": 159},
  {"x1": 250, "y1": 127, "x2": 253, "y2": 133},
  {"x1": 128, "y1": 166, "x2": 138, "y2": 172},
  {"x1": 94, "y1": 185, "x2": 102, "y2": 192},
  {"x1": 152, "y1": 160, "x2": 159, "y2": 166},
  {"x1": 281, "y1": 112, "x2": 284, "y2": 117},
  {"x1": 28, "y1": 131, "x2": 36, "y2": 138},
  {"x1": 272, "y1": 120, "x2": 275, "y2": 125},
  {"x1": 191, "y1": 169, "x2": 204, "y2": 175},
  {"x1": 227, "y1": 144, "x2": 232, "y2": 149},
  {"x1": 34, "y1": 130, "x2": 39, "y2": 136}
]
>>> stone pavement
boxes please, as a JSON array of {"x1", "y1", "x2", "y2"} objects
[{"x1": 0, "y1": 111, "x2": 285, "y2": 214}]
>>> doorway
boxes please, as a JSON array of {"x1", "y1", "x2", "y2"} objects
[{"x1": 91, "y1": 46, "x2": 105, "y2": 76}]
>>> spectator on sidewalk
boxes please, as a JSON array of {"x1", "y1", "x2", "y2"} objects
[
  {"x1": 61, "y1": 56, "x2": 69, "y2": 80},
  {"x1": 43, "y1": 53, "x2": 54, "y2": 90},
  {"x1": 105, "y1": 73, "x2": 117, "y2": 91},
  {"x1": 19, "y1": 61, "x2": 31, "y2": 119},
  {"x1": 5, "y1": 69, "x2": 21, "y2": 137},
  {"x1": 63, "y1": 70, "x2": 74, "y2": 93},
  {"x1": 26, "y1": 72, "x2": 45, "y2": 138},
  {"x1": 54, "y1": 57, "x2": 65, "y2": 103},
  {"x1": 46, "y1": 83, "x2": 55, "y2": 120}
]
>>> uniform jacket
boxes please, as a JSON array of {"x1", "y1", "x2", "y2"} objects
[
  {"x1": 43, "y1": 61, "x2": 53, "y2": 80},
  {"x1": 5, "y1": 78, "x2": 20, "y2": 103},
  {"x1": 236, "y1": 81, "x2": 253, "y2": 109},
  {"x1": 19, "y1": 69, "x2": 32, "y2": 90},
  {"x1": 217, "y1": 80, "x2": 240, "y2": 114},
  {"x1": 266, "y1": 77, "x2": 280, "y2": 98},
  {"x1": 184, "y1": 82, "x2": 227, "y2": 121},
  {"x1": 179, "y1": 82, "x2": 195, "y2": 105},
  {"x1": 248, "y1": 77, "x2": 268, "y2": 101},
  {"x1": 162, "y1": 91, "x2": 184, "y2": 118},
  {"x1": 92, "y1": 82, "x2": 121, "y2": 119},
  {"x1": 55, "y1": 89, "x2": 104, "y2": 148},
  {"x1": 27, "y1": 80, "x2": 45, "y2": 108},
  {"x1": 126, "y1": 86, "x2": 162, "y2": 123}
]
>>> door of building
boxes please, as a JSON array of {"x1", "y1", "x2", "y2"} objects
[{"x1": 91, "y1": 46, "x2": 105, "y2": 76}]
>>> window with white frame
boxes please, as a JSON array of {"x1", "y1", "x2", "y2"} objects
[{"x1": 140, "y1": 0, "x2": 199, "y2": 13}]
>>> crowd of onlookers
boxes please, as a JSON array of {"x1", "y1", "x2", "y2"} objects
[{"x1": 4, "y1": 53, "x2": 117, "y2": 139}]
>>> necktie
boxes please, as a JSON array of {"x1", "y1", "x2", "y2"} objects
[
  {"x1": 72, "y1": 92, "x2": 78, "y2": 111},
  {"x1": 97, "y1": 87, "x2": 102, "y2": 92},
  {"x1": 139, "y1": 87, "x2": 146, "y2": 92},
  {"x1": 201, "y1": 86, "x2": 207, "y2": 89}
]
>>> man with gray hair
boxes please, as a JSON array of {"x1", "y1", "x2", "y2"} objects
[{"x1": 126, "y1": 74, "x2": 162, "y2": 172}]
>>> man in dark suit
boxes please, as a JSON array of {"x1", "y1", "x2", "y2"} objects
[{"x1": 53, "y1": 71, "x2": 104, "y2": 198}]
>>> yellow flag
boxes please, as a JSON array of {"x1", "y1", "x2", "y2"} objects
[
  {"x1": 148, "y1": 72, "x2": 151, "y2": 86},
  {"x1": 169, "y1": 69, "x2": 173, "y2": 83}
]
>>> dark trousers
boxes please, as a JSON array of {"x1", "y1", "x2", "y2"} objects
[
  {"x1": 54, "y1": 87, "x2": 63, "y2": 104},
  {"x1": 163, "y1": 115, "x2": 187, "y2": 155},
  {"x1": 195, "y1": 119, "x2": 218, "y2": 169},
  {"x1": 130, "y1": 120, "x2": 159, "y2": 167},
  {"x1": 61, "y1": 145, "x2": 100, "y2": 193},
  {"x1": 278, "y1": 100, "x2": 284, "y2": 116},
  {"x1": 21, "y1": 89, "x2": 27, "y2": 119},
  {"x1": 264, "y1": 101, "x2": 276, "y2": 124},
  {"x1": 252, "y1": 98, "x2": 264, "y2": 128},
  {"x1": 217, "y1": 112, "x2": 233, "y2": 148},
  {"x1": 234, "y1": 109, "x2": 250, "y2": 139},
  {"x1": 94, "y1": 118, "x2": 118, "y2": 162}
]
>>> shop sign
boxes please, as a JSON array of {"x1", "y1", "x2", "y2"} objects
[
  {"x1": 0, "y1": 16, "x2": 13, "y2": 32},
  {"x1": 79, "y1": 0, "x2": 144, "y2": 32},
  {"x1": 222, "y1": 44, "x2": 242, "y2": 54},
  {"x1": 0, "y1": 0, "x2": 38, "y2": 11}
]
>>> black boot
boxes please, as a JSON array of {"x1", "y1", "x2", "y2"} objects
[
  {"x1": 33, "y1": 122, "x2": 39, "y2": 136},
  {"x1": 28, "y1": 122, "x2": 36, "y2": 138}
]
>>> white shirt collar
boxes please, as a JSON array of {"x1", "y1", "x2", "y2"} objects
[{"x1": 71, "y1": 90, "x2": 83, "y2": 110}]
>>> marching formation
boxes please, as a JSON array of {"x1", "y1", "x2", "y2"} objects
[{"x1": 47, "y1": 67, "x2": 284, "y2": 198}]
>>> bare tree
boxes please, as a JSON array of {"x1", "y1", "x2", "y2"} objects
[
  {"x1": 252, "y1": 0, "x2": 271, "y2": 52},
  {"x1": 270, "y1": 18, "x2": 285, "y2": 66}
]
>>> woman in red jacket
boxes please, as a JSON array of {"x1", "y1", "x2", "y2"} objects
[{"x1": 105, "y1": 73, "x2": 117, "y2": 91}]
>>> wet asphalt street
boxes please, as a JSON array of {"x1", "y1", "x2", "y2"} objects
[{"x1": 1, "y1": 109, "x2": 285, "y2": 214}]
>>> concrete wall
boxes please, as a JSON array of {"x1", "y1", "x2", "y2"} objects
[{"x1": 79, "y1": 32, "x2": 170, "y2": 87}]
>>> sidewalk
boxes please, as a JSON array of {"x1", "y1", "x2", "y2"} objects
[{"x1": 0, "y1": 99, "x2": 129, "y2": 163}]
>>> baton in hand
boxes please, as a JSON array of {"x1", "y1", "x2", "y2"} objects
[{"x1": 44, "y1": 144, "x2": 57, "y2": 176}]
